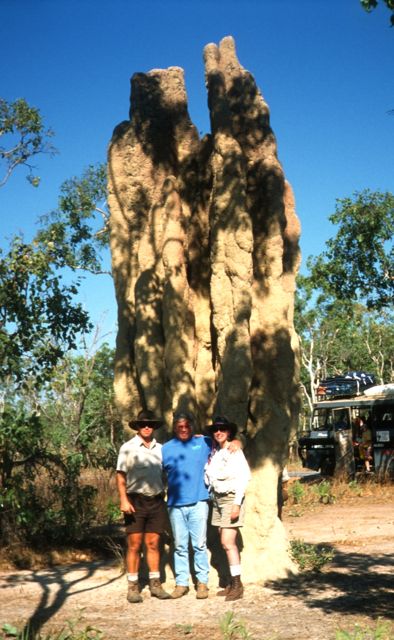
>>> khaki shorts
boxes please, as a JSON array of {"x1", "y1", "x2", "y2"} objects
[{"x1": 211, "y1": 492, "x2": 245, "y2": 528}]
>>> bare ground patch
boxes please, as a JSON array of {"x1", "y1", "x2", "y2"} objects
[{"x1": 1, "y1": 498, "x2": 393, "y2": 639}]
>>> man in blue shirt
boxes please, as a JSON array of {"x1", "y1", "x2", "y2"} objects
[{"x1": 162, "y1": 411, "x2": 212, "y2": 599}]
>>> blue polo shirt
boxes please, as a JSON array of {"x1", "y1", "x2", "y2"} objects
[{"x1": 162, "y1": 436, "x2": 212, "y2": 507}]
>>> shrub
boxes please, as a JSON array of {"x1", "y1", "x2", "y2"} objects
[
  {"x1": 290, "y1": 538, "x2": 334, "y2": 572},
  {"x1": 289, "y1": 480, "x2": 305, "y2": 504},
  {"x1": 336, "y1": 618, "x2": 393, "y2": 640},
  {"x1": 313, "y1": 480, "x2": 336, "y2": 504}
]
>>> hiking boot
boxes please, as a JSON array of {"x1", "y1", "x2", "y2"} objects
[
  {"x1": 216, "y1": 584, "x2": 231, "y2": 597},
  {"x1": 127, "y1": 581, "x2": 143, "y2": 603},
  {"x1": 225, "y1": 576, "x2": 244, "y2": 601},
  {"x1": 149, "y1": 578, "x2": 172, "y2": 600},
  {"x1": 171, "y1": 585, "x2": 189, "y2": 599},
  {"x1": 196, "y1": 582, "x2": 209, "y2": 599}
]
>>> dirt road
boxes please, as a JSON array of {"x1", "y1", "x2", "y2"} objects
[{"x1": 1, "y1": 499, "x2": 393, "y2": 640}]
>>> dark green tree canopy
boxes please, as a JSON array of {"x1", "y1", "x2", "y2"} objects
[
  {"x1": 296, "y1": 190, "x2": 394, "y2": 410},
  {"x1": 37, "y1": 163, "x2": 109, "y2": 274},
  {"x1": 306, "y1": 190, "x2": 394, "y2": 311},
  {"x1": 0, "y1": 235, "x2": 92, "y2": 386}
]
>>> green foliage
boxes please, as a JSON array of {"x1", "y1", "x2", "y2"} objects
[
  {"x1": 1, "y1": 106, "x2": 112, "y2": 554},
  {"x1": 296, "y1": 290, "x2": 392, "y2": 377},
  {"x1": 219, "y1": 612, "x2": 254, "y2": 640},
  {"x1": 360, "y1": 0, "x2": 394, "y2": 26},
  {"x1": 1, "y1": 617, "x2": 103, "y2": 640},
  {"x1": 0, "y1": 149, "x2": 115, "y2": 553},
  {"x1": 313, "y1": 480, "x2": 336, "y2": 504},
  {"x1": 0, "y1": 406, "x2": 97, "y2": 547},
  {"x1": 0, "y1": 342, "x2": 121, "y2": 547},
  {"x1": 105, "y1": 499, "x2": 122, "y2": 524},
  {"x1": 290, "y1": 539, "x2": 334, "y2": 572},
  {"x1": 348, "y1": 480, "x2": 363, "y2": 496},
  {"x1": 37, "y1": 164, "x2": 108, "y2": 275},
  {"x1": 40, "y1": 343, "x2": 121, "y2": 467},
  {"x1": 0, "y1": 98, "x2": 56, "y2": 187},
  {"x1": 289, "y1": 480, "x2": 305, "y2": 504},
  {"x1": 0, "y1": 235, "x2": 92, "y2": 386},
  {"x1": 307, "y1": 190, "x2": 394, "y2": 311},
  {"x1": 0, "y1": 158, "x2": 112, "y2": 549},
  {"x1": 336, "y1": 618, "x2": 393, "y2": 640},
  {"x1": 296, "y1": 190, "x2": 394, "y2": 410}
]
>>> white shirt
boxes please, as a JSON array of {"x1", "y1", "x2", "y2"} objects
[
  {"x1": 204, "y1": 445, "x2": 251, "y2": 505},
  {"x1": 116, "y1": 434, "x2": 163, "y2": 496}
]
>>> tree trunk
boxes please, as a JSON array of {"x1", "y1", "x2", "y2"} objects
[
  {"x1": 334, "y1": 429, "x2": 356, "y2": 479},
  {"x1": 108, "y1": 36, "x2": 301, "y2": 583}
]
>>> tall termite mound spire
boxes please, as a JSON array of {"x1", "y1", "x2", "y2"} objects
[
  {"x1": 108, "y1": 36, "x2": 300, "y2": 434},
  {"x1": 108, "y1": 37, "x2": 301, "y2": 580},
  {"x1": 108, "y1": 64, "x2": 214, "y2": 430},
  {"x1": 109, "y1": 37, "x2": 299, "y2": 450},
  {"x1": 205, "y1": 36, "x2": 301, "y2": 455}
]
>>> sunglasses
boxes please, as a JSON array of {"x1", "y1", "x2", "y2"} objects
[{"x1": 212, "y1": 426, "x2": 229, "y2": 432}]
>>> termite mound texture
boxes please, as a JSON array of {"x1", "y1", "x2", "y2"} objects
[{"x1": 108, "y1": 36, "x2": 301, "y2": 545}]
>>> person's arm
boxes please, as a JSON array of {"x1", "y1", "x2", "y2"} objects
[
  {"x1": 116, "y1": 471, "x2": 135, "y2": 514},
  {"x1": 231, "y1": 452, "x2": 251, "y2": 521},
  {"x1": 227, "y1": 432, "x2": 246, "y2": 452},
  {"x1": 227, "y1": 434, "x2": 246, "y2": 452},
  {"x1": 230, "y1": 504, "x2": 241, "y2": 521}
]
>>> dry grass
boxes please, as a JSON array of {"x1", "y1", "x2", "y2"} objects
[
  {"x1": 80, "y1": 468, "x2": 119, "y2": 525},
  {"x1": 2, "y1": 467, "x2": 392, "y2": 570},
  {"x1": 285, "y1": 472, "x2": 394, "y2": 517}
]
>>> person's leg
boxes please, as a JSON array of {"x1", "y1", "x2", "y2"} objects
[
  {"x1": 144, "y1": 532, "x2": 160, "y2": 572},
  {"x1": 220, "y1": 527, "x2": 240, "y2": 567},
  {"x1": 125, "y1": 531, "x2": 143, "y2": 603},
  {"x1": 144, "y1": 531, "x2": 171, "y2": 599},
  {"x1": 188, "y1": 501, "x2": 210, "y2": 596},
  {"x1": 168, "y1": 506, "x2": 190, "y2": 596},
  {"x1": 126, "y1": 531, "x2": 143, "y2": 573},
  {"x1": 220, "y1": 527, "x2": 243, "y2": 601}
]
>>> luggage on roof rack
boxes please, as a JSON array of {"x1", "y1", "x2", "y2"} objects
[{"x1": 316, "y1": 371, "x2": 376, "y2": 400}]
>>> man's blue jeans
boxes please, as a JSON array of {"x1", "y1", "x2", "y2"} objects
[{"x1": 168, "y1": 500, "x2": 210, "y2": 586}]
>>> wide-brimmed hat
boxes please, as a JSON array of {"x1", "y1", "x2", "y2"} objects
[
  {"x1": 130, "y1": 410, "x2": 163, "y2": 430},
  {"x1": 206, "y1": 416, "x2": 237, "y2": 439}
]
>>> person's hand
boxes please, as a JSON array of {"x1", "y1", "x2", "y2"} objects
[
  {"x1": 120, "y1": 497, "x2": 135, "y2": 514},
  {"x1": 230, "y1": 505, "x2": 240, "y2": 522},
  {"x1": 228, "y1": 438, "x2": 241, "y2": 452}
]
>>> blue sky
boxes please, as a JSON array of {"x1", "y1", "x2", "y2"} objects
[{"x1": 1, "y1": 0, "x2": 393, "y2": 346}]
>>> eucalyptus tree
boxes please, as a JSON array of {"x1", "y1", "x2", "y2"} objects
[{"x1": 0, "y1": 97, "x2": 56, "y2": 187}]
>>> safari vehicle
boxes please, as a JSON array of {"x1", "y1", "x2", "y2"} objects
[{"x1": 298, "y1": 389, "x2": 394, "y2": 477}]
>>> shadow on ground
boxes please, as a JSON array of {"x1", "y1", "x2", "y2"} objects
[
  {"x1": 1, "y1": 561, "x2": 120, "y2": 638},
  {"x1": 267, "y1": 547, "x2": 394, "y2": 620}
]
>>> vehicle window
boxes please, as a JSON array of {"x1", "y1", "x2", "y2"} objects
[
  {"x1": 333, "y1": 409, "x2": 350, "y2": 429},
  {"x1": 312, "y1": 409, "x2": 329, "y2": 430}
]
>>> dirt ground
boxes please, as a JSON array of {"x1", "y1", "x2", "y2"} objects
[{"x1": 1, "y1": 494, "x2": 393, "y2": 640}]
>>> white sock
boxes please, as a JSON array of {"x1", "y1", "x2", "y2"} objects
[
  {"x1": 149, "y1": 571, "x2": 160, "y2": 579},
  {"x1": 230, "y1": 564, "x2": 241, "y2": 577},
  {"x1": 127, "y1": 573, "x2": 138, "y2": 582}
]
